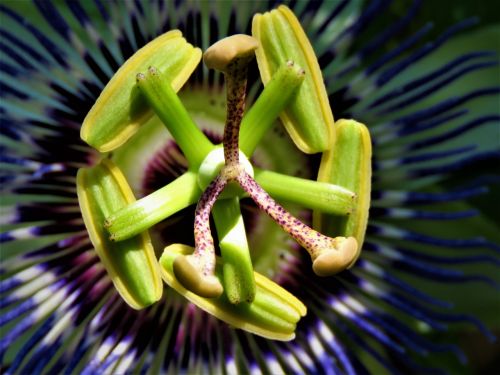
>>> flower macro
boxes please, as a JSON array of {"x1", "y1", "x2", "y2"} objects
[{"x1": 1, "y1": 1, "x2": 499, "y2": 374}]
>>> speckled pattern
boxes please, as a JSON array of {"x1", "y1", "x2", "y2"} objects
[
  {"x1": 223, "y1": 60, "x2": 248, "y2": 165},
  {"x1": 190, "y1": 53, "x2": 251, "y2": 281},
  {"x1": 236, "y1": 171, "x2": 341, "y2": 261},
  {"x1": 193, "y1": 50, "x2": 346, "y2": 279},
  {"x1": 193, "y1": 174, "x2": 227, "y2": 276}
]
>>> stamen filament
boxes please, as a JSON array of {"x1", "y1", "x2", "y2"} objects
[
  {"x1": 240, "y1": 61, "x2": 305, "y2": 156},
  {"x1": 105, "y1": 171, "x2": 200, "y2": 241},
  {"x1": 212, "y1": 198, "x2": 256, "y2": 303},
  {"x1": 136, "y1": 67, "x2": 214, "y2": 169},
  {"x1": 254, "y1": 168, "x2": 355, "y2": 216}
]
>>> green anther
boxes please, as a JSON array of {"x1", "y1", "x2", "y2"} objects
[
  {"x1": 160, "y1": 244, "x2": 306, "y2": 341},
  {"x1": 81, "y1": 30, "x2": 202, "y2": 153},
  {"x1": 76, "y1": 159, "x2": 162, "y2": 309},
  {"x1": 105, "y1": 171, "x2": 200, "y2": 242},
  {"x1": 252, "y1": 5, "x2": 334, "y2": 154},
  {"x1": 239, "y1": 60, "x2": 305, "y2": 156},
  {"x1": 136, "y1": 66, "x2": 214, "y2": 169},
  {"x1": 314, "y1": 119, "x2": 372, "y2": 268}
]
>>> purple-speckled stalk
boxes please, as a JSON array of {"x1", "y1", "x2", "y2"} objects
[
  {"x1": 223, "y1": 61, "x2": 248, "y2": 166},
  {"x1": 236, "y1": 171, "x2": 337, "y2": 260},
  {"x1": 190, "y1": 57, "x2": 249, "y2": 279},
  {"x1": 192, "y1": 174, "x2": 227, "y2": 275}
]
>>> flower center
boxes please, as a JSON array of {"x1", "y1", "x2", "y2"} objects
[
  {"x1": 111, "y1": 85, "x2": 309, "y2": 280},
  {"x1": 76, "y1": 16, "x2": 371, "y2": 340},
  {"x1": 197, "y1": 146, "x2": 254, "y2": 193}
]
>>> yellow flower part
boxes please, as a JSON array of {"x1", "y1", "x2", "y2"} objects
[
  {"x1": 77, "y1": 159, "x2": 163, "y2": 309},
  {"x1": 252, "y1": 5, "x2": 334, "y2": 154},
  {"x1": 315, "y1": 119, "x2": 372, "y2": 268},
  {"x1": 160, "y1": 244, "x2": 306, "y2": 341},
  {"x1": 81, "y1": 30, "x2": 202, "y2": 152}
]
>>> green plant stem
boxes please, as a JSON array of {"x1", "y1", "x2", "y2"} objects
[
  {"x1": 105, "y1": 171, "x2": 200, "y2": 241},
  {"x1": 136, "y1": 67, "x2": 214, "y2": 169},
  {"x1": 212, "y1": 197, "x2": 256, "y2": 304},
  {"x1": 240, "y1": 61, "x2": 304, "y2": 156},
  {"x1": 254, "y1": 168, "x2": 355, "y2": 215}
]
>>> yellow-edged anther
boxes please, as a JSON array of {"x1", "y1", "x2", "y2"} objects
[
  {"x1": 252, "y1": 5, "x2": 333, "y2": 154},
  {"x1": 76, "y1": 159, "x2": 162, "y2": 309},
  {"x1": 315, "y1": 119, "x2": 372, "y2": 268},
  {"x1": 160, "y1": 244, "x2": 306, "y2": 341},
  {"x1": 81, "y1": 30, "x2": 201, "y2": 152}
]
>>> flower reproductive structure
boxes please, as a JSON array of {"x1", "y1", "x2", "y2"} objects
[{"x1": 77, "y1": 5, "x2": 371, "y2": 341}]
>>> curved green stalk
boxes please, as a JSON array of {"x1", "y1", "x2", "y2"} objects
[
  {"x1": 136, "y1": 67, "x2": 214, "y2": 169},
  {"x1": 105, "y1": 171, "x2": 200, "y2": 241},
  {"x1": 212, "y1": 197, "x2": 256, "y2": 304},
  {"x1": 240, "y1": 61, "x2": 305, "y2": 156},
  {"x1": 254, "y1": 168, "x2": 355, "y2": 215}
]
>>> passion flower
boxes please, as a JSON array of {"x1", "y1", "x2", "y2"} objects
[{"x1": 1, "y1": 1, "x2": 498, "y2": 374}]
